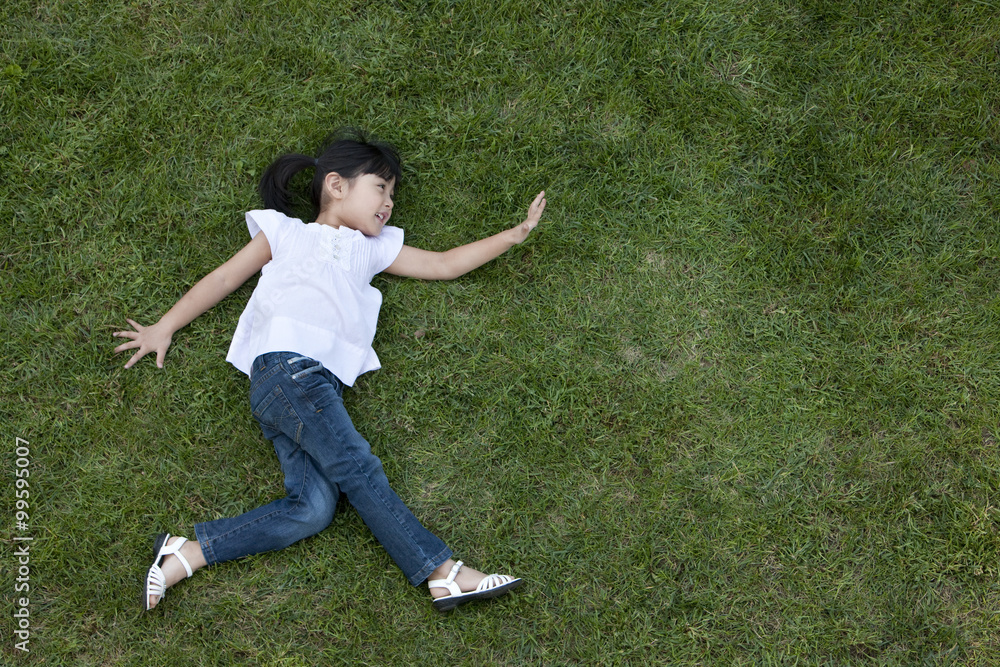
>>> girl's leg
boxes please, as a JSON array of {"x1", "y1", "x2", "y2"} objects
[
  {"x1": 195, "y1": 432, "x2": 339, "y2": 565},
  {"x1": 241, "y1": 353, "x2": 520, "y2": 606},
  {"x1": 254, "y1": 354, "x2": 452, "y2": 585},
  {"x1": 147, "y1": 431, "x2": 338, "y2": 609}
]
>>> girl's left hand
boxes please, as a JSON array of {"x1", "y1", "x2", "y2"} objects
[
  {"x1": 509, "y1": 191, "x2": 546, "y2": 244},
  {"x1": 113, "y1": 318, "x2": 174, "y2": 368}
]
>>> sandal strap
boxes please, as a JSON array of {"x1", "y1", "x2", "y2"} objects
[
  {"x1": 146, "y1": 565, "x2": 167, "y2": 594},
  {"x1": 476, "y1": 573, "x2": 515, "y2": 592},
  {"x1": 160, "y1": 536, "x2": 194, "y2": 578},
  {"x1": 427, "y1": 560, "x2": 463, "y2": 596},
  {"x1": 145, "y1": 563, "x2": 168, "y2": 610}
]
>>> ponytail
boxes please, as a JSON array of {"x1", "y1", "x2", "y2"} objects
[
  {"x1": 258, "y1": 128, "x2": 403, "y2": 219},
  {"x1": 257, "y1": 153, "x2": 319, "y2": 218}
]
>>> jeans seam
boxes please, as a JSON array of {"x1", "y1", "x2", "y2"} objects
[
  {"x1": 250, "y1": 363, "x2": 284, "y2": 397},
  {"x1": 256, "y1": 384, "x2": 306, "y2": 446},
  {"x1": 348, "y1": 448, "x2": 424, "y2": 549},
  {"x1": 304, "y1": 388, "x2": 434, "y2": 582}
]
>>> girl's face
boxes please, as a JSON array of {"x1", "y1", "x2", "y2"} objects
[{"x1": 335, "y1": 173, "x2": 395, "y2": 236}]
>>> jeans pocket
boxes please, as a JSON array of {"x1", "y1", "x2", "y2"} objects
[{"x1": 252, "y1": 385, "x2": 304, "y2": 444}]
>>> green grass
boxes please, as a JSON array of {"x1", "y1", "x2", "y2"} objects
[{"x1": 3, "y1": 0, "x2": 1000, "y2": 663}]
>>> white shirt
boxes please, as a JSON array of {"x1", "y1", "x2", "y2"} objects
[{"x1": 226, "y1": 209, "x2": 404, "y2": 385}]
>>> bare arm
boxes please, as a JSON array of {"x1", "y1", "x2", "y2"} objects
[
  {"x1": 113, "y1": 233, "x2": 273, "y2": 368},
  {"x1": 384, "y1": 191, "x2": 546, "y2": 281}
]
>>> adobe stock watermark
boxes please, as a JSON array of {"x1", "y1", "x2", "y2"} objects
[{"x1": 12, "y1": 437, "x2": 32, "y2": 653}]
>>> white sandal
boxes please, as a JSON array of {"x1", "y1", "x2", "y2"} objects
[
  {"x1": 144, "y1": 533, "x2": 194, "y2": 611},
  {"x1": 428, "y1": 560, "x2": 523, "y2": 612}
]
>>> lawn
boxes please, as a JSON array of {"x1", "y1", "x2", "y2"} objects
[{"x1": 2, "y1": 0, "x2": 999, "y2": 664}]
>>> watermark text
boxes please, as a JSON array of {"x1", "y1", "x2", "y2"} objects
[{"x1": 12, "y1": 437, "x2": 32, "y2": 653}]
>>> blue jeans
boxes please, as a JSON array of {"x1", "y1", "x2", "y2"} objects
[{"x1": 194, "y1": 352, "x2": 452, "y2": 586}]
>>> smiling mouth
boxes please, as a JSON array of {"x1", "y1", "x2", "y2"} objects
[{"x1": 376, "y1": 213, "x2": 387, "y2": 223}]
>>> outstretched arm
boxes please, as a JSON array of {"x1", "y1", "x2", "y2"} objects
[
  {"x1": 113, "y1": 233, "x2": 272, "y2": 368},
  {"x1": 384, "y1": 191, "x2": 546, "y2": 281}
]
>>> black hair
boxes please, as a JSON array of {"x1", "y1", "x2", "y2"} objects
[{"x1": 258, "y1": 128, "x2": 402, "y2": 219}]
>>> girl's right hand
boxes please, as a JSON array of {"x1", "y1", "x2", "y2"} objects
[
  {"x1": 508, "y1": 191, "x2": 547, "y2": 244},
  {"x1": 113, "y1": 318, "x2": 173, "y2": 369}
]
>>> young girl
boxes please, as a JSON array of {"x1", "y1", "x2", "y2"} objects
[{"x1": 114, "y1": 130, "x2": 546, "y2": 612}]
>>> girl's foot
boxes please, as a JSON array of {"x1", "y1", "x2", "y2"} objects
[
  {"x1": 427, "y1": 559, "x2": 522, "y2": 611},
  {"x1": 144, "y1": 534, "x2": 208, "y2": 610},
  {"x1": 428, "y1": 559, "x2": 488, "y2": 598}
]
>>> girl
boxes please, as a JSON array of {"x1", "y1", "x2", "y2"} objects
[{"x1": 114, "y1": 130, "x2": 546, "y2": 612}]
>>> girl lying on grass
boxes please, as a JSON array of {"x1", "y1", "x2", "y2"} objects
[{"x1": 114, "y1": 129, "x2": 546, "y2": 612}]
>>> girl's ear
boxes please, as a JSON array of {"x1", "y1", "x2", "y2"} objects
[{"x1": 324, "y1": 172, "x2": 347, "y2": 201}]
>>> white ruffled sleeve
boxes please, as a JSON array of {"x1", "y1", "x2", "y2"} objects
[
  {"x1": 245, "y1": 209, "x2": 293, "y2": 258},
  {"x1": 368, "y1": 225, "x2": 405, "y2": 275}
]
